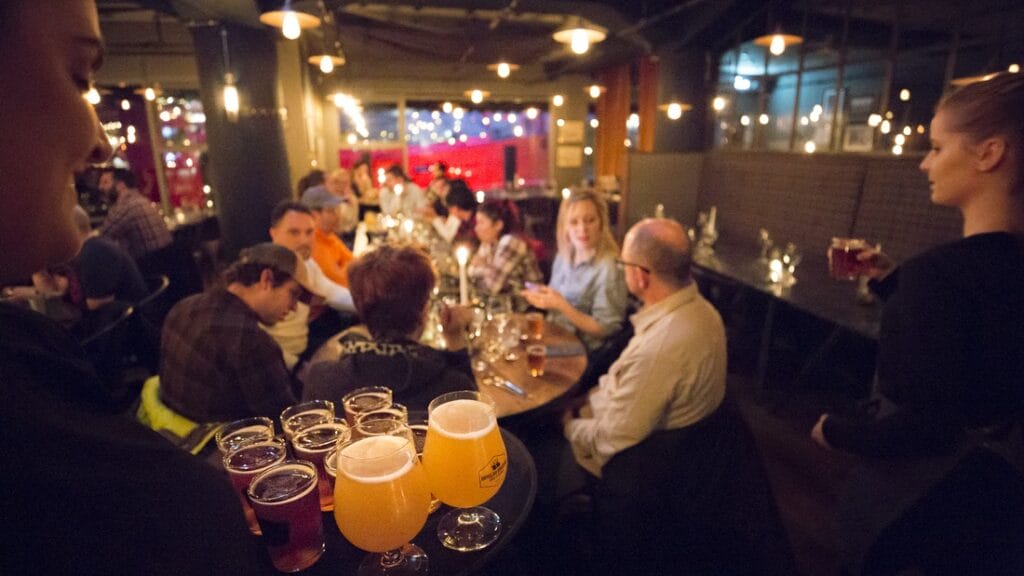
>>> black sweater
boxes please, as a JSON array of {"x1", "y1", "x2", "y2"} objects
[{"x1": 824, "y1": 232, "x2": 1024, "y2": 457}]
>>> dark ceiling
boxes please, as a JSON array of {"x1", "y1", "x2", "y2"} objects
[{"x1": 96, "y1": 0, "x2": 1024, "y2": 86}]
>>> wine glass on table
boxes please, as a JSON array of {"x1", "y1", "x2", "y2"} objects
[
  {"x1": 333, "y1": 419, "x2": 432, "y2": 576},
  {"x1": 422, "y1": 390, "x2": 507, "y2": 551}
]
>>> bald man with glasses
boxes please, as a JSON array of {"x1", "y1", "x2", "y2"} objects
[{"x1": 562, "y1": 218, "x2": 728, "y2": 478}]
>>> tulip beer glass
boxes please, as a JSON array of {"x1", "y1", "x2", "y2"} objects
[
  {"x1": 423, "y1": 391, "x2": 507, "y2": 551},
  {"x1": 334, "y1": 420, "x2": 431, "y2": 576}
]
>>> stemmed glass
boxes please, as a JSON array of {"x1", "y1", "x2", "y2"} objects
[
  {"x1": 334, "y1": 420, "x2": 432, "y2": 576},
  {"x1": 423, "y1": 391, "x2": 508, "y2": 551}
]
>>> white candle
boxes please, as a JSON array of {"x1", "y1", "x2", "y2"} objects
[{"x1": 456, "y1": 245, "x2": 470, "y2": 305}]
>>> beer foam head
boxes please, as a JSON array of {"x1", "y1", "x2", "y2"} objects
[
  {"x1": 429, "y1": 399, "x2": 496, "y2": 440},
  {"x1": 339, "y1": 435, "x2": 414, "y2": 483}
]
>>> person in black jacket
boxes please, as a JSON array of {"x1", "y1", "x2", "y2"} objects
[
  {"x1": 811, "y1": 73, "x2": 1024, "y2": 575},
  {"x1": 303, "y1": 244, "x2": 476, "y2": 411},
  {"x1": 0, "y1": 3, "x2": 263, "y2": 574}
]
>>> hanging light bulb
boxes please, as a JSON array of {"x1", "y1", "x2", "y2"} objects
[
  {"x1": 498, "y1": 62, "x2": 510, "y2": 78},
  {"x1": 588, "y1": 84, "x2": 604, "y2": 99},
  {"x1": 658, "y1": 101, "x2": 692, "y2": 120},
  {"x1": 85, "y1": 87, "x2": 101, "y2": 105},
  {"x1": 526, "y1": 107, "x2": 539, "y2": 119},
  {"x1": 144, "y1": 87, "x2": 156, "y2": 101},
  {"x1": 282, "y1": 10, "x2": 301, "y2": 39},
  {"x1": 120, "y1": 99, "x2": 131, "y2": 111},
  {"x1": 570, "y1": 29, "x2": 590, "y2": 55},
  {"x1": 465, "y1": 89, "x2": 489, "y2": 104},
  {"x1": 319, "y1": 55, "x2": 334, "y2": 74},
  {"x1": 769, "y1": 34, "x2": 786, "y2": 56},
  {"x1": 223, "y1": 73, "x2": 239, "y2": 121},
  {"x1": 553, "y1": 18, "x2": 606, "y2": 56},
  {"x1": 552, "y1": 94, "x2": 564, "y2": 107}
]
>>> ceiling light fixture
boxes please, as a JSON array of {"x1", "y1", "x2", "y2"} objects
[
  {"x1": 465, "y1": 89, "x2": 490, "y2": 104},
  {"x1": 586, "y1": 84, "x2": 606, "y2": 99},
  {"x1": 752, "y1": 32, "x2": 803, "y2": 57},
  {"x1": 658, "y1": 101, "x2": 693, "y2": 120},
  {"x1": 259, "y1": 1, "x2": 320, "y2": 40},
  {"x1": 220, "y1": 28, "x2": 239, "y2": 121},
  {"x1": 307, "y1": 4, "x2": 345, "y2": 74},
  {"x1": 487, "y1": 61, "x2": 520, "y2": 79},
  {"x1": 552, "y1": 17, "x2": 607, "y2": 55}
]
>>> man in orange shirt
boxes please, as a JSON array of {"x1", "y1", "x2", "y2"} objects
[{"x1": 302, "y1": 185, "x2": 354, "y2": 287}]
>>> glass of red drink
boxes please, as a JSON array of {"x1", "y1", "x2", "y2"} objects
[
  {"x1": 290, "y1": 422, "x2": 350, "y2": 511},
  {"x1": 248, "y1": 460, "x2": 325, "y2": 573},
  {"x1": 223, "y1": 438, "x2": 288, "y2": 535},
  {"x1": 828, "y1": 237, "x2": 870, "y2": 281}
]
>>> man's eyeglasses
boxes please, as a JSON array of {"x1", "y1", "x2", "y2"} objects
[{"x1": 615, "y1": 259, "x2": 650, "y2": 274}]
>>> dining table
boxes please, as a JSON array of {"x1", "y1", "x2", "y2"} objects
[
  {"x1": 252, "y1": 427, "x2": 537, "y2": 576},
  {"x1": 307, "y1": 313, "x2": 588, "y2": 420},
  {"x1": 692, "y1": 239, "x2": 882, "y2": 399}
]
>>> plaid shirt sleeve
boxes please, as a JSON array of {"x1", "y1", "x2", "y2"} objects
[{"x1": 470, "y1": 235, "x2": 540, "y2": 295}]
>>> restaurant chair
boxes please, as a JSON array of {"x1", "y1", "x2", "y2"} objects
[
  {"x1": 78, "y1": 301, "x2": 141, "y2": 411},
  {"x1": 134, "y1": 376, "x2": 222, "y2": 455},
  {"x1": 591, "y1": 400, "x2": 796, "y2": 575},
  {"x1": 137, "y1": 240, "x2": 204, "y2": 309}
]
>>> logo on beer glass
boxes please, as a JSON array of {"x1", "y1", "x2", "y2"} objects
[{"x1": 479, "y1": 454, "x2": 508, "y2": 488}]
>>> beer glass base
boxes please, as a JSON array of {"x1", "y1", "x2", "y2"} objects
[
  {"x1": 437, "y1": 506, "x2": 502, "y2": 552},
  {"x1": 359, "y1": 544, "x2": 428, "y2": 576}
]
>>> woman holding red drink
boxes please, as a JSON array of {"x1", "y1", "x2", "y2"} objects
[{"x1": 811, "y1": 73, "x2": 1024, "y2": 574}]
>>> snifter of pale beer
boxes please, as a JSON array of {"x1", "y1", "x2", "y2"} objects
[
  {"x1": 423, "y1": 399, "x2": 507, "y2": 508},
  {"x1": 334, "y1": 435, "x2": 431, "y2": 553}
]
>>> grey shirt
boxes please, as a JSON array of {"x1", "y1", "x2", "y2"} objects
[{"x1": 548, "y1": 252, "x2": 628, "y2": 350}]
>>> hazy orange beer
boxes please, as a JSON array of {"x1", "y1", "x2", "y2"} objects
[
  {"x1": 423, "y1": 397, "x2": 507, "y2": 508},
  {"x1": 334, "y1": 434, "x2": 431, "y2": 553}
]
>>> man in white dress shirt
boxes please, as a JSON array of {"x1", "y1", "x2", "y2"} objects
[
  {"x1": 562, "y1": 217, "x2": 727, "y2": 478},
  {"x1": 265, "y1": 201, "x2": 355, "y2": 369}
]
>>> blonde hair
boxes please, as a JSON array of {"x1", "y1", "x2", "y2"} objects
[
  {"x1": 940, "y1": 72, "x2": 1024, "y2": 196},
  {"x1": 556, "y1": 190, "x2": 618, "y2": 262}
]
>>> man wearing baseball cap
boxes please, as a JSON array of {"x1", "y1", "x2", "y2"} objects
[
  {"x1": 158, "y1": 243, "x2": 311, "y2": 423},
  {"x1": 302, "y1": 185, "x2": 355, "y2": 287}
]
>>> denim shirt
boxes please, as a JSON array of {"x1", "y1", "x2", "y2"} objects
[{"x1": 548, "y1": 251, "x2": 628, "y2": 350}]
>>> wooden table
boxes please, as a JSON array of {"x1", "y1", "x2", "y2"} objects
[
  {"x1": 482, "y1": 316, "x2": 588, "y2": 419},
  {"x1": 307, "y1": 315, "x2": 588, "y2": 420}
]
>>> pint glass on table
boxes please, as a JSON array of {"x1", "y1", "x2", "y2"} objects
[
  {"x1": 216, "y1": 416, "x2": 275, "y2": 455},
  {"x1": 280, "y1": 400, "x2": 335, "y2": 440},
  {"x1": 290, "y1": 422, "x2": 350, "y2": 511},
  {"x1": 342, "y1": 386, "x2": 394, "y2": 426},
  {"x1": 248, "y1": 460, "x2": 325, "y2": 573},
  {"x1": 423, "y1": 391, "x2": 507, "y2": 551},
  {"x1": 223, "y1": 439, "x2": 288, "y2": 535}
]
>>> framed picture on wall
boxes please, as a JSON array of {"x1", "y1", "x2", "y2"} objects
[
  {"x1": 843, "y1": 124, "x2": 874, "y2": 152},
  {"x1": 822, "y1": 88, "x2": 848, "y2": 122}
]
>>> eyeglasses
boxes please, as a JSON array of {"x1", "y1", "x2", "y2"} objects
[{"x1": 615, "y1": 259, "x2": 650, "y2": 274}]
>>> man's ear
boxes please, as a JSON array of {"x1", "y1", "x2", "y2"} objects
[
  {"x1": 259, "y1": 268, "x2": 275, "y2": 288},
  {"x1": 975, "y1": 136, "x2": 1008, "y2": 173}
]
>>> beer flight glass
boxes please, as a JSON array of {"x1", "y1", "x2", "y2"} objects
[
  {"x1": 290, "y1": 421, "x2": 350, "y2": 511},
  {"x1": 280, "y1": 400, "x2": 335, "y2": 440},
  {"x1": 334, "y1": 420, "x2": 431, "y2": 576},
  {"x1": 247, "y1": 460, "x2": 325, "y2": 572},
  {"x1": 423, "y1": 390, "x2": 508, "y2": 551}
]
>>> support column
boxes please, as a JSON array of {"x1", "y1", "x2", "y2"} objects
[
  {"x1": 653, "y1": 50, "x2": 710, "y2": 153},
  {"x1": 191, "y1": 23, "x2": 293, "y2": 260}
]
